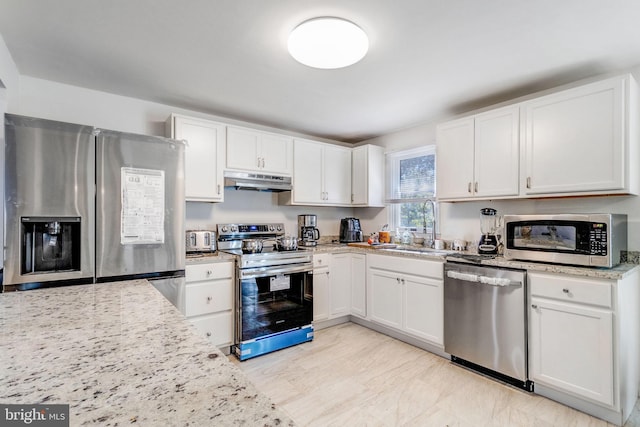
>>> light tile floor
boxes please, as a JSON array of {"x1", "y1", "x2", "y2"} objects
[{"x1": 231, "y1": 322, "x2": 640, "y2": 427}]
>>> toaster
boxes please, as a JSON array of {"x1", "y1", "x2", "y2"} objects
[{"x1": 185, "y1": 230, "x2": 216, "y2": 253}]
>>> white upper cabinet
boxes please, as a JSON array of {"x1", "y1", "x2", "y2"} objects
[
  {"x1": 436, "y1": 73, "x2": 639, "y2": 200},
  {"x1": 226, "y1": 126, "x2": 293, "y2": 175},
  {"x1": 437, "y1": 105, "x2": 520, "y2": 201},
  {"x1": 166, "y1": 114, "x2": 225, "y2": 202},
  {"x1": 289, "y1": 139, "x2": 352, "y2": 206},
  {"x1": 522, "y1": 74, "x2": 638, "y2": 196},
  {"x1": 352, "y1": 144, "x2": 385, "y2": 206}
]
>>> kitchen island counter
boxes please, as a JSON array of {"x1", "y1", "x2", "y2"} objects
[{"x1": 0, "y1": 280, "x2": 294, "y2": 426}]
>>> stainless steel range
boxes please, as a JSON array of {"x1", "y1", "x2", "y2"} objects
[{"x1": 217, "y1": 223, "x2": 314, "y2": 360}]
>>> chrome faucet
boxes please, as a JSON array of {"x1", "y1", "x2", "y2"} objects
[{"x1": 424, "y1": 199, "x2": 437, "y2": 248}]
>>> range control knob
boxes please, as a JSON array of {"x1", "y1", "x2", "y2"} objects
[
  {"x1": 276, "y1": 224, "x2": 283, "y2": 231},
  {"x1": 220, "y1": 225, "x2": 228, "y2": 233},
  {"x1": 269, "y1": 225, "x2": 275, "y2": 231},
  {"x1": 230, "y1": 225, "x2": 238, "y2": 232}
]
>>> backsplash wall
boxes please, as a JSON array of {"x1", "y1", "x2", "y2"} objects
[{"x1": 186, "y1": 189, "x2": 354, "y2": 239}]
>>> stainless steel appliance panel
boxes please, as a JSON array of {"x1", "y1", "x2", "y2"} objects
[
  {"x1": 95, "y1": 130, "x2": 185, "y2": 279},
  {"x1": 4, "y1": 115, "x2": 95, "y2": 286},
  {"x1": 149, "y1": 275, "x2": 186, "y2": 314},
  {"x1": 444, "y1": 262, "x2": 528, "y2": 383},
  {"x1": 504, "y1": 213, "x2": 626, "y2": 268}
]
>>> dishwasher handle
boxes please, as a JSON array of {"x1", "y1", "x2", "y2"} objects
[
  {"x1": 446, "y1": 270, "x2": 479, "y2": 282},
  {"x1": 446, "y1": 270, "x2": 521, "y2": 287}
]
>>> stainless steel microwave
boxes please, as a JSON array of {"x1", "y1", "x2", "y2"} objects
[{"x1": 503, "y1": 214, "x2": 627, "y2": 268}]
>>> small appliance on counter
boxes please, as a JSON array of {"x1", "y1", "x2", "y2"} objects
[
  {"x1": 503, "y1": 213, "x2": 627, "y2": 267},
  {"x1": 185, "y1": 230, "x2": 216, "y2": 253},
  {"x1": 478, "y1": 208, "x2": 499, "y2": 255},
  {"x1": 298, "y1": 214, "x2": 320, "y2": 247},
  {"x1": 339, "y1": 217, "x2": 363, "y2": 243}
]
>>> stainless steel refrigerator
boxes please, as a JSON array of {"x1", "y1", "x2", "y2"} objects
[{"x1": 3, "y1": 114, "x2": 185, "y2": 293}]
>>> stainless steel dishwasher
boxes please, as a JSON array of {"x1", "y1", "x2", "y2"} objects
[{"x1": 444, "y1": 260, "x2": 533, "y2": 391}]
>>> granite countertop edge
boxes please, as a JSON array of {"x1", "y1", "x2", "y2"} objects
[
  {"x1": 0, "y1": 280, "x2": 295, "y2": 427},
  {"x1": 308, "y1": 243, "x2": 639, "y2": 280}
]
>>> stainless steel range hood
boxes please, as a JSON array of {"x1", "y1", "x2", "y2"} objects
[{"x1": 224, "y1": 171, "x2": 292, "y2": 192}]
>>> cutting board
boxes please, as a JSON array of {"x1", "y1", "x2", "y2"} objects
[{"x1": 347, "y1": 242, "x2": 398, "y2": 249}]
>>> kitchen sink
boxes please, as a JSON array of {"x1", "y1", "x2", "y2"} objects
[{"x1": 381, "y1": 246, "x2": 455, "y2": 257}]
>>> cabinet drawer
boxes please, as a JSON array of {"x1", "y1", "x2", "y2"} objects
[
  {"x1": 313, "y1": 253, "x2": 331, "y2": 268},
  {"x1": 185, "y1": 280, "x2": 233, "y2": 316},
  {"x1": 186, "y1": 262, "x2": 233, "y2": 282},
  {"x1": 529, "y1": 272, "x2": 613, "y2": 308},
  {"x1": 190, "y1": 312, "x2": 233, "y2": 347}
]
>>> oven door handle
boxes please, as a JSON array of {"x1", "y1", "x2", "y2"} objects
[{"x1": 239, "y1": 263, "x2": 313, "y2": 279}]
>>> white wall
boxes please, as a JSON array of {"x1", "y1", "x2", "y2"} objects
[{"x1": 360, "y1": 67, "x2": 640, "y2": 251}]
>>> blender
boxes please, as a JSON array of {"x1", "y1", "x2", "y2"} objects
[{"x1": 478, "y1": 208, "x2": 499, "y2": 255}]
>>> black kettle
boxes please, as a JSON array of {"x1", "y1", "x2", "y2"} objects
[{"x1": 339, "y1": 218, "x2": 363, "y2": 243}]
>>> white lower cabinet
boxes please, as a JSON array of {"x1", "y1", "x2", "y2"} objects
[
  {"x1": 367, "y1": 254, "x2": 444, "y2": 346},
  {"x1": 528, "y1": 271, "x2": 640, "y2": 425},
  {"x1": 350, "y1": 253, "x2": 367, "y2": 318},
  {"x1": 313, "y1": 252, "x2": 366, "y2": 322},
  {"x1": 330, "y1": 253, "x2": 352, "y2": 317},
  {"x1": 312, "y1": 254, "x2": 330, "y2": 322},
  {"x1": 185, "y1": 261, "x2": 234, "y2": 348}
]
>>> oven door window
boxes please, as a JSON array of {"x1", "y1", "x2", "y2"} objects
[{"x1": 240, "y1": 270, "x2": 313, "y2": 341}]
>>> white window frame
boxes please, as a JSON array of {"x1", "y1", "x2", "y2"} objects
[{"x1": 385, "y1": 145, "x2": 437, "y2": 234}]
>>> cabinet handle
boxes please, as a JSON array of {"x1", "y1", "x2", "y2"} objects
[
  {"x1": 401, "y1": 278, "x2": 405, "y2": 284},
  {"x1": 562, "y1": 288, "x2": 570, "y2": 294},
  {"x1": 217, "y1": 184, "x2": 221, "y2": 195},
  {"x1": 468, "y1": 182, "x2": 472, "y2": 193},
  {"x1": 531, "y1": 304, "x2": 538, "y2": 309},
  {"x1": 206, "y1": 332, "x2": 212, "y2": 337},
  {"x1": 474, "y1": 182, "x2": 478, "y2": 193},
  {"x1": 257, "y1": 157, "x2": 261, "y2": 168},
  {"x1": 207, "y1": 296, "x2": 212, "y2": 303},
  {"x1": 526, "y1": 177, "x2": 531, "y2": 189},
  {"x1": 206, "y1": 270, "x2": 213, "y2": 276}
]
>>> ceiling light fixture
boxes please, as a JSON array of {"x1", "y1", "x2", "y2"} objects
[{"x1": 288, "y1": 17, "x2": 369, "y2": 69}]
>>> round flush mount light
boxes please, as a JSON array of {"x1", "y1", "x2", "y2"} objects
[{"x1": 288, "y1": 17, "x2": 369, "y2": 69}]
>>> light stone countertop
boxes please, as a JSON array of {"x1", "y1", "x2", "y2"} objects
[
  {"x1": 308, "y1": 243, "x2": 640, "y2": 280},
  {"x1": 0, "y1": 280, "x2": 294, "y2": 426},
  {"x1": 185, "y1": 251, "x2": 236, "y2": 265}
]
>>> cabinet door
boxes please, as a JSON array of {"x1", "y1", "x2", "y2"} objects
[
  {"x1": 436, "y1": 117, "x2": 475, "y2": 199},
  {"x1": 523, "y1": 76, "x2": 625, "y2": 195},
  {"x1": 368, "y1": 268, "x2": 403, "y2": 329},
  {"x1": 226, "y1": 126, "x2": 261, "y2": 171},
  {"x1": 292, "y1": 139, "x2": 324, "y2": 203},
  {"x1": 261, "y1": 133, "x2": 293, "y2": 175},
  {"x1": 190, "y1": 311, "x2": 233, "y2": 347},
  {"x1": 530, "y1": 298, "x2": 614, "y2": 406},
  {"x1": 474, "y1": 106, "x2": 520, "y2": 198},
  {"x1": 330, "y1": 253, "x2": 351, "y2": 317},
  {"x1": 403, "y1": 274, "x2": 443, "y2": 345},
  {"x1": 323, "y1": 145, "x2": 352, "y2": 205},
  {"x1": 313, "y1": 267, "x2": 330, "y2": 322},
  {"x1": 185, "y1": 279, "x2": 233, "y2": 317},
  {"x1": 350, "y1": 253, "x2": 366, "y2": 318},
  {"x1": 172, "y1": 115, "x2": 225, "y2": 202},
  {"x1": 352, "y1": 145, "x2": 384, "y2": 206}
]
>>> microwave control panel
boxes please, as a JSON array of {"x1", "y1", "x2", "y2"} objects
[{"x1": 589, "y1": 223, "x2": 607, "y2": 255}]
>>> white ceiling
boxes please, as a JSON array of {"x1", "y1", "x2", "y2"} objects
[{"x1": 2, "y1": 0, "x2": 640, "y2": 143}]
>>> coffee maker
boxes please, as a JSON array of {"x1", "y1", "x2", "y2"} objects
[
  {"x1": 298, "y1": 214, "x2": 320, "y2": 247},
  {"x1": 339, "y1": 217, "x2": 363, "y2": 243}
]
